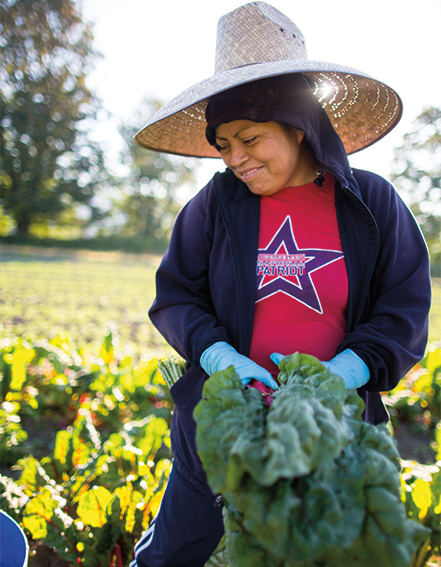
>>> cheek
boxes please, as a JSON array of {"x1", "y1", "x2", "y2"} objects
[{"x1": 286, "y1": 147, "x2": 301, "y2": 167}]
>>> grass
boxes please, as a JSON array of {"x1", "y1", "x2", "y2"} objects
[
  {"x1": 1, "y1": 244, "x2": 440, "y2": 361},
  {"x1": 0, "y1": 244, "x2": 174, "y2": 360}
]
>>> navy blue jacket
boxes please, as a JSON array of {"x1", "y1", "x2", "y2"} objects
[{"x1": 149, "y1": 165, "x2": 431, "y2": 494}]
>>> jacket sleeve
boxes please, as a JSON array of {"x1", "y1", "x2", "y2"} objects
[
  {"x1": 149, "y1": 182, "x2": 230, "y2": 367},
  {"x1": 340, "y1": 171, "x2": 431, "y2": 393}
]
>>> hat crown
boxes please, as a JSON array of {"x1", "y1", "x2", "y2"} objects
[{"x1": 215, "y1": 2, "x2": 308, "y2": 74}]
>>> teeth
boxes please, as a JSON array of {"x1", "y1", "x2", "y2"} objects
[{"x1": 241, "y1": 168, "x2": 260, "y2": 178}]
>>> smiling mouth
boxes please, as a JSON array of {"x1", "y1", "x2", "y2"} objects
[{"x1": 238, "y1": 167, "x2": 263, "y2": 181}]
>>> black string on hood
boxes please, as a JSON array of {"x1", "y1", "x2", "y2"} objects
[{"x1": 205, "y1": 74, "x2": 356, "y2": 193}]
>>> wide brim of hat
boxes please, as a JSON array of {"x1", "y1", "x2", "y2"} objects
[{"x1": 134, "y1": 60, "x2": 403, "y2": 158}]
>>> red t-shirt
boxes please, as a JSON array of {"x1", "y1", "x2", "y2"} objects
[{"x1": 249, "y1": 175, "x2": 348, "y2": 375}]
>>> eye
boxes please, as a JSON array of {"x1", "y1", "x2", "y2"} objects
[
  {"x1": 243, "y1": 136, "x2": 257, "y2": 145},
  {"x1": 217, "y1": 143, "x2": 230, "y2": 153}
]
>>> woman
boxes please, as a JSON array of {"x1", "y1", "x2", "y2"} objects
[{"x1": 131, "y1": 3, "x2": 431, "y2": 567}]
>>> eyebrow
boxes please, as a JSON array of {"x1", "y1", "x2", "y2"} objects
[{"x1": 215, "y1": 126, "x2": 257, "y2": 141}]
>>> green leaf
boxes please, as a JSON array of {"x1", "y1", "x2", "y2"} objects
[
  {"x1": 0, "y1": 352, "x2": 13, "y2": 399},
  {"x1": 411, "y1": 479, "x2": 432, "y2": 520},
  {"x1": 99, "y1": 331, "x2": 115, "y2": 366},
  {"x1": 114, "y1": 485, "x2": 144, "y2": 533},
  {"x1": 77, "y1": 486, "x2": 113, "y2": 527},
  {"x1": 436, "y1": 425, "x2": 441, "y2": 462},
  {"x1": 53, "y1": 430, "x2": 74, "y2": 468},
  {"x1": 136, "y1": 417, "x2": 169, "y2": 458},
  {"x1": 94, "y1": 496, "x2": 122, "y2": 555},
  {"x1": 424, "y1": 349, "x2": 441, "y2": 373},
  {"x1": 23, "y1": 488, "x2": 57, "y2": 539},
  {"x1": 11, "y1": 343, "x2": 34, "y2": 390},
  {"x1": 17, "y1": 456, "x2": 43, "y2": 496}
]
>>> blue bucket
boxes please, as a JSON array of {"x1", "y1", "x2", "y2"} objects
[{"x1": 0, "y1": 510, "x2": 29, "y2": 567}]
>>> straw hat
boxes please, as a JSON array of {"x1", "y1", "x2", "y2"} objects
[{"x1": 134, "y1": 2, "x2": 402, "y2": 158}]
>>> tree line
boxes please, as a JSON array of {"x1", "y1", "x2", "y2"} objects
[
  {"x1": 0, "y1": 0, "x2": 439, "y2": 273},
  {"x1": 0, "y1": 0, "x2": 199, "y2": 249}
]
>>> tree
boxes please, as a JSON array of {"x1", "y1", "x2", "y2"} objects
[
  {"x1": 0, "y1": 0, "x2": 109, "y2": 236},
  {"x1": 117, "y1": 98, "x2": 199, "y2": 245},
  {"x1": 391, "y1": 106, "x2": 441, "y2": 276}
]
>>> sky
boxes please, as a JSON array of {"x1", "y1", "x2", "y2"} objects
[{"x1": 81, "y1": 0, "x2": 441, "y2": 187}]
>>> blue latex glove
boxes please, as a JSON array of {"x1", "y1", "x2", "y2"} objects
[
  {"x1": 271, "y1": 349, "x2": 370, "y2": 389},
  {"x1": 270, "y1": 353, "x2": 285, "y2": 366},
  {"x1": 321, "y1": 349, "x2": 370, "y2": 389},
  {"x1": 201, "y1": 342, "x2": 279, "y2": 389}
]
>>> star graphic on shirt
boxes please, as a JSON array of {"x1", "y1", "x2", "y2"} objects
[{"x1": 256, "y1": 216, "x2": 344, "y2": 313}]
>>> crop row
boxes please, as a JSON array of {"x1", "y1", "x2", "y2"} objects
[{"x1": 0, "y1": 333, "x2": 440, "y2": 566}]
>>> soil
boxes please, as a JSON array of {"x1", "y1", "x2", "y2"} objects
[
  {"x1": 28, "y1": 541, "x2": 73, "y2": 567},
  {"x1": 393, "y1": 421, "x2": 437, "y2": 464}
]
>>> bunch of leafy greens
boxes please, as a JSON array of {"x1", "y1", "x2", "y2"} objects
[{"x1": 194, "y1": 353, "x2": 429, "y2": 567}]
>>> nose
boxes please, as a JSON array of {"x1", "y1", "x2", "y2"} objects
[{"x1": 229, "y1": 143, "x2": 248, "y2": 168}]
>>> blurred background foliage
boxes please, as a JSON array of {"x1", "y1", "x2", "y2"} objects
[
  {"x1": 116, "y1": 98, "x2": 199, "y2": 244},
  {"x1": 0, "y1": 0, "x2": 199, "y2": 252},
  {"x1": 391, "y1": 107, "x2": 441, "y2": 277},
  {"x1": 0, "y1": 0, "x2": 109, "y2": 236}
]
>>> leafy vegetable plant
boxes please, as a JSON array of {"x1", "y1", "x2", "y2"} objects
[
  {"x1": 0, "y1": 402, "x2": 171, "y2": 567},
  {"x1": 195, "y1": 353, "x2": 431, "y2": 567},
  {"x1": 0, "y1": 333, "x2": 174, "y2": 567},
  {"x1": 401, "y1": 460, "x2": 440, "y2": 567},
  {"x1": 0, "y1": 332, "x2": 173, "y2": 468},
  {"x1": 385, "y1": 348, "x2": 441, "y2": 457}
]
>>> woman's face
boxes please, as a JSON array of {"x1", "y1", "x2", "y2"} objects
[{"x1": 215, "y1": 120, "x2": 317, "y2": 196}]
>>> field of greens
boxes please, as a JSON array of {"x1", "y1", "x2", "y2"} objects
[
  {"x1": 0, "y1": 245, "x2": 440, "y2": 567},
  {"x1": 0, "y1": 246, "x2": 174, "y2": 361},
  {"x1": 2, "y1": 246, "x2": 440, "y2": 355}
]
